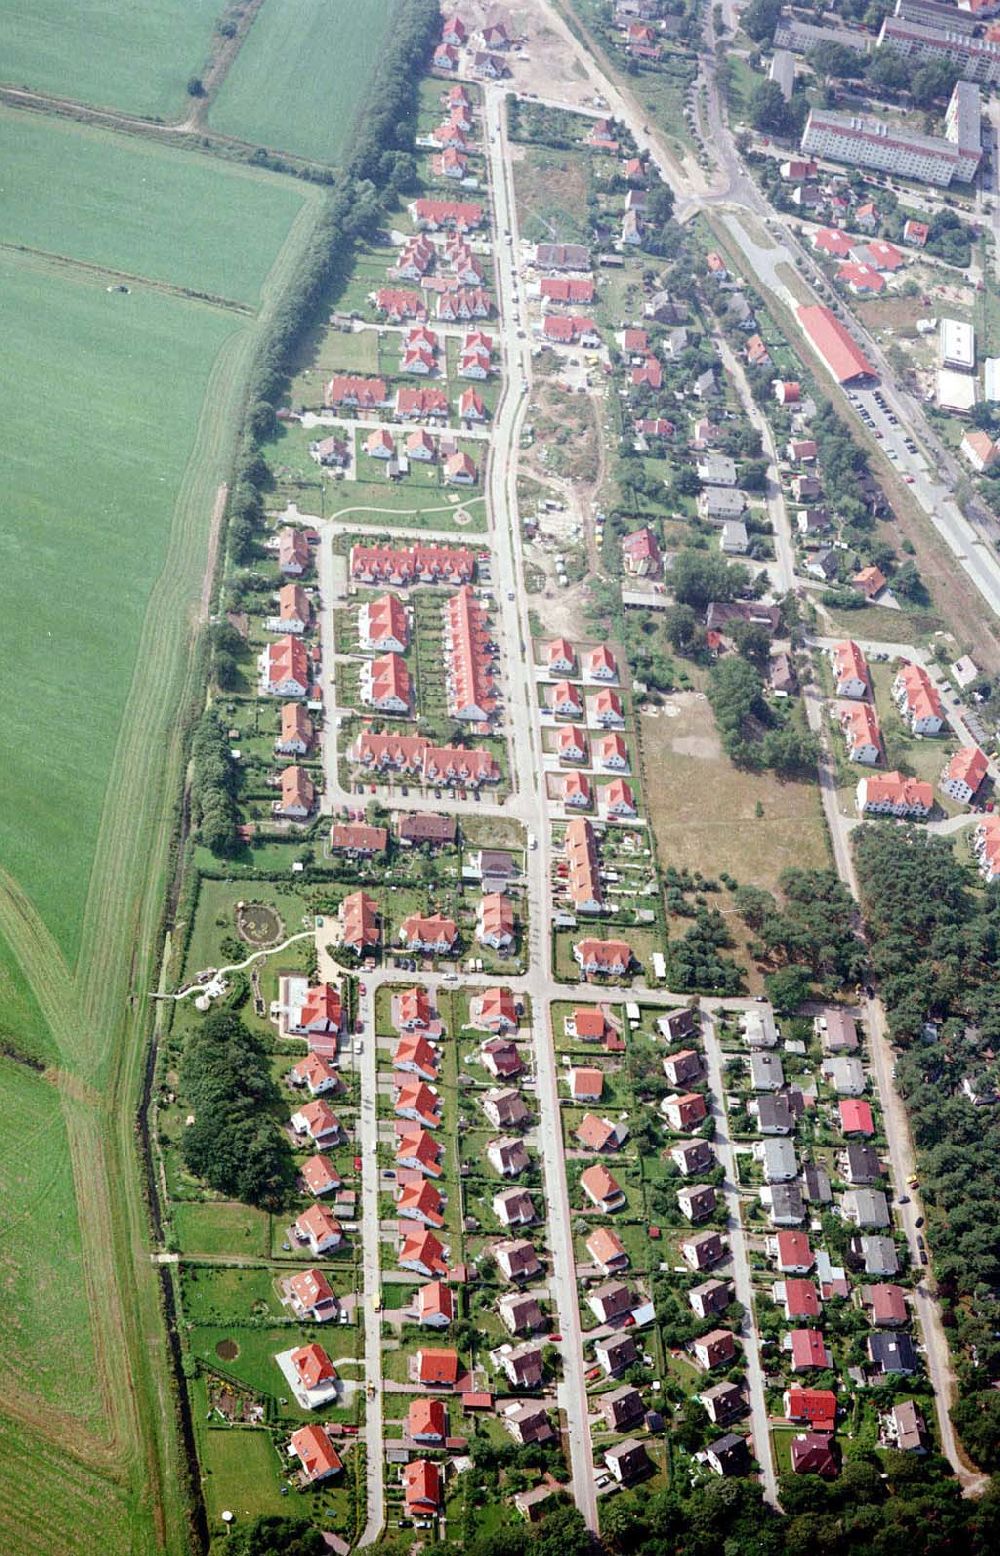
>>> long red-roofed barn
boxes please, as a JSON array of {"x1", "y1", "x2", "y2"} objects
[{"x1": 797, "y1": 305, "x2": 875, "y2": 385}]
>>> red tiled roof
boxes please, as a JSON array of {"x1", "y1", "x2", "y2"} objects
[
  {"x1": 292, "y1": 1343, "x2": 336, "y2": 1390},
  {"x1": 417, "y1": 1347, "x2": 460, "y2": 1385},
  {"x1": 340, "y1": 889, "x2": 379, "y2": 952},
  {"x1": 408, "y1": 1397, "x2": 447, "y2": 1439},
  {"x1": 301, "y1": 1155, "x2": 340, "y2": 1195},
  {"x1": 839, "y1": 1098, "x2": 874, "y2": 1135},
  {"x1": 404, "y1": 1458, "x2": 442, "y2": 1511},
  {"x1": 290, "y1": 1423, "x2": 342, "y2": 1480},
  {"x1": 798, "y1": 304, "x2": 874, "y2": 384}
]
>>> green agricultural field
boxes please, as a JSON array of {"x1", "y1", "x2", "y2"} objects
[
  {"x1": 0, "y1": 1059, "x2": 100, "y2": 1423},
  {"x1": 0, "y1": 253, "x2": 243, "y2": 955},
  {"x1": 0, "y1": 106, "x2": 313, "y2": 304},
  {"x1": 0, "y1": 1415, "x2": 138, "y2": 1556},
  {"x1": 0, "y1": 0, "x2": 223, "y2": 118},
  {"x1": 210, "y1": 0, "x2": 397, "y2": 164},
  {"x1": 0, "y1": 928, "x2": 57, "y2": 1064}
]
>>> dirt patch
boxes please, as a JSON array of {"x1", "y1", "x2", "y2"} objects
[
  {"x1": 456, "y1": 0, "x2": 604, "y2": 109},
  {"x1": 527, "y1": 575, "x2": 594, "y2": 636},
  {"x1": 215, "y1": 1338, "x2": 240, "y2": 1362},
  {"x1": 669, "y1": 731, "x2": 723, "y2": 760},
  {"x1": 854, "y1": 297, "x2": 930, "y2": 333},
  {"x1": 235, "y1": 901, "x2": 283, "y2": 948}
]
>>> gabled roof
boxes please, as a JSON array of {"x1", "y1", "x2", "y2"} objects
[{"x1": 291, "y1": 1343, "x2": 336, "y2": 1390}]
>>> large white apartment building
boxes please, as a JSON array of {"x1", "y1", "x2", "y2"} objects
[
  {"x1": 877, "y1": 15, "x2": 1000, "y2": 85},
  {"x1": 772, "y1": 13, "x2": 871, "y2": 55},
  {"x1": 801, "y1": 82, "x2": 981, "y2": 187},
  {"x1": 896, "y1": 0, "x2": 980, "y2": 36}
]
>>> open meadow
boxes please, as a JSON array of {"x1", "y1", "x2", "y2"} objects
[
  {"x1": 639, "y1": 695, "x2": 831, "y2": 891},
  {"x1": 0, "y1": 0, "x2": 224, "y2": 118},
  {"x1": 0, "y1": 105, "x2": 314, "y2": 303},
  {"x1": 209, "y1": 0, "x2": 396, "y2": 163}
]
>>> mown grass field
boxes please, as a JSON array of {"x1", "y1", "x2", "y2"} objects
[
  {"x1": 209, "y1": 0, "x2": 396, "y2": 163},
  {"x1": 0, "y1": 105, "x2": 313, "y2": 303},
  {"x1": 0, "y1": 253, "x2": 242, "y2": 956},
  {"x1": 0, "y1": 1060, "x2": 100, "y2": 1421},
  {"x1": 0, "y1": 0, "x2": 223, "y2": 118}
]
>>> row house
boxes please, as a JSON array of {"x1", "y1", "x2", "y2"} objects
[
  {"x1": 324, "y1": 375, "x2": 388, "y2": 410},
  {"x1": 375, "y1": 286, "x2": 427, "y2": 323},
  {"x1": 399, "y1": 912, "x2": 458, "y2": 956},
  {"x1": 444, "y1": 585, "x2": 496, "y2": 721},
  {"x1": 574, "y1": 937, "x2": 632, "y2": 977},
  {"x1": 359, "y1": 593, "x2": 409, "y2": 655},
  {"x1": 276, "y1": 702, "x2": 313, "y2": 757},
  {"x1": 566, "y1": 816, "x2": 603, "y2": 914},
  {"x1": 856, "y1": 772, "x2": 933, "y2": 819},
  {"x1": 261, "y1": 636, "x2": 310, "y2": 698},
  {"x1": 410, "y1": 197, "x2": 483, "y2": 232},
  {"x1": 350, "y1": 541, "x2": 475, "y2": 588},
  {"x1": 359, "y1": 652, "x2": 411, "y2": 716},
  {"x1": 941, "y1": 745, "x2": 988, "y2": 805},
  {"x1": 396, "y1": 385, "x2": 450, "y2": 420},
  {"x1": 830, "y1": 640, "x2": 869, "y2": 700}
]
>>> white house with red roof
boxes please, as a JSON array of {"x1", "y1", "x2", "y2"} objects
[
  {"x1": 288, "y1": 1423, "x2": 343, "y2": 1483},
  {"x1": 941, "y1": 746, "x2": 988, "y2": 804},
  {"x1": 290, "y1": 1100, "x2": 341, "y2": 1146},
  {"x1": 290, "y1": 1053, "x2": 339, "y2": 1098},
  {"x1": 277, "y1": 1343, "x2": 338, "y2": 1409},
  {"x1": 292, "y1": 1204, "x2": 343, "y2": 1257},
  {"x1": 284, "y1": 1267, "x2": 339, "y2": 1323},
  {"x1": 892, "y1": 661, "x2": 944, "y2": 735}
]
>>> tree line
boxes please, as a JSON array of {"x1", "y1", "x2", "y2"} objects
[{"x1": 854, "y1": 825, "x2": 1000, "y2": 1466}]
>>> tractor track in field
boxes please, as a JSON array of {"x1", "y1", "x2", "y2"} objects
[
  {"x1": 0, "y1": 80, "x2": 340, "y2": 181},
  {"x1": 0, "y1": 242, "x2": 253, "y2": 313}
]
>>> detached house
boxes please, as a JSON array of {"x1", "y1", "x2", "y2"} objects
[
  {"x1": 580, "y1": 1163, "x2": 626, "y2": 1212},
  {"x1": 482, "y1": 1088, "x2": 530, "y2": 1130}
]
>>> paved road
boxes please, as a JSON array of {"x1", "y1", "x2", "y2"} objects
[
  {"x1": 482, "y1": 81, "x2": 601, "y2": 1533},
  {"x1": 700, "y1": 1014, "x2": 779, "y2": 1505},
  {"x1": 715, "y1": 333, "x2": 794, "y2": 595},
  {"x1": 356, "y1": 984, "x2": 385, "y2": 1545}
]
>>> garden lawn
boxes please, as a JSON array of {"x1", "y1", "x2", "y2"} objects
[
  {"x1": 0, "y1": 105, "x2": 312, "y2": 304},
  {"x1": 188, "y1": 1323, "x2": 359, "y2": 1421},
  {"x1": 181, "y1": 1265, "x2": 284, "y2": 1326},
  {"x1": 171, "y1": 1201, "x2": 272, "y2": 1260},
  {"x1": 198, "y1": 1427, "x2": 301, "y2": 1525},
  {"x1": 0, "y1": 254, "x2": 243, "y2": 957},
  {"x1": 0, "y1": 0, "x2": 222, "y2": 118},
  {"x1": 182, "y1": 878, "x2": 316, "y2": 977},
  {"x1": 209, "y1": 0, "x2": 396, "y2": 165}
]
